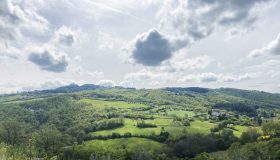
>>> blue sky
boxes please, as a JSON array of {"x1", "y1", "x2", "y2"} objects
[{"x1": 1, "y1": 0, "x2": 280, "y2": 93}]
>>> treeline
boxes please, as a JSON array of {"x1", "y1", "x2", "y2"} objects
[
  {"x1": 136, "y1": 119, "x2": 157, "y2": 128},
  {"x1": 213, "y1": 102, "x2": 258, "y2": 117},
  {"x1": 168, "y1": 129, "x2": 238, "y2": 158},
  {"x1": 84, "y1": 128, "x2": 170, "y2": 143},
  {"x1": 85, "y1": 118, "x2": 125, "y2": 133}
]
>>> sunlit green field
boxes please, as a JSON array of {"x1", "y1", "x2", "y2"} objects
[
  {"x1": 167, "y1": 110, "x2": 195, "y2": 117},
  {"x1": 232, "y1": 125, "x2": 262, "y2": 137},
  {"x1": 1, "y1": 86, "x2": 277, "y2": 160},
  {"x1": 91, "y1": 118, "x2": 166, "y2": 136},
  {"x1": 91, "y1": 118, "x2": 217, "y2": 138}
]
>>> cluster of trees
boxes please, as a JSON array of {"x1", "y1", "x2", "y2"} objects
[
  {"x1": 124, "y1": 113, "x2": 154, "y2": 120},
  {"x1": 172, "y1": 114, "x2": 191, "y2": 127},
  {"x1": 169, "y1": 120, "x2": 280, "y2": 159},
  {"x1": 86, "y1": 118, "x2": 125, "y2": 132},
  {"x1": 168, "y1": 129, "x2": 238, "y2": 158},
  {"x1": 1, "y1": 87, "x2": 280, "y2": 160},
  {"x1": 87, "y1": 127, "x2": 170, "y2": 143},
  {"x1": 227, "y1": 138, "x2": 280, "y2": 160},
  {"x1": 213, "y1": 102, "x2": 258, "y2": 117},
  {"x1": 0, "y1": 96, "x2": 86, "y2": 158},
  {"x1": 136, "y1": 119, "x2": 157, "y2": 128}
]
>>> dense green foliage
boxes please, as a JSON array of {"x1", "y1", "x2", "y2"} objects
[{"x1": 0, "y1": 86, "x2": 280, "y2": 159}]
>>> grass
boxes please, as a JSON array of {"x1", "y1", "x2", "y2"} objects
[
  {"x1": 79, "y1": 99, "x2": 148, "y2": 109},
  {"x1": 232, "y1": 125, "x2": 262, "y2": 137},
  {"x1": 187, "y1": 120, "x2": 215, "y2": 134},
  {"x1": 167, "y1": 110, "x2": 195, "y2": 117},
  {"x1": 91, "y1": 118, "x2": 166, "y2": 136},
  {"x1": 91, "y1": 118, "x2": 215, "y2": 140}
]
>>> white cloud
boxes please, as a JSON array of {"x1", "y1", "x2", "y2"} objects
[
  {"x1": 118, "y1": 80, "x2": 134, "y2": 88},
  {"x1": 0, "y1": 0, "x2": 49, "y2": 43},
  {"x1": 0, "y1": 78, "x2": 75, "y2": 94},
  {"x1": 179, "y1": 72, "x2": 253, "y2": 83},
  {"x1": 158, "y1": 0, "x2": 272, "y2": 44},
  {"x1": 160, "y1": 55, "x2": 212, "y2": 72},
  {"x1": 124, "y1": 69, "x2": 154, "y2": 81},
  {"x1": 249, "y1": 33, "x2": 280, "y2": 57},
  {"x1": 97, "y1": 80, "x2": 116, "y2": 87},
  {"x1": 52, "y1": 26, "x2": 78, "y2": 47},
  {"x1": 0, "y1": 44, "x2": 21, "y2": 60}
]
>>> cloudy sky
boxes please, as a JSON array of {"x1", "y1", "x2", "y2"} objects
[{"x1": 1, "y1": 0, "x2": 280, "y2": 93}]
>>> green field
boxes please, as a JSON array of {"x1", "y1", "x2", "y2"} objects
[
  {"x1": 167, "y1": 110, "x2": 195, "y2": 117},
  {"x1": 91, "y1": 118, "x2": 216, "y2": 138},
  {"x1": 232, "y1": 125, "x2": 262, "y2": 137},
  {"x1": 1, "y1": 87, "x2": 279, "y2": 159},
  {"x1": 91, "y1": 118, "x2": 163, "y2": 136}
]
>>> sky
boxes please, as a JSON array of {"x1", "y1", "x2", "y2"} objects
[{"x1": 1, "y1": 0, "x2": 280, "y2": 93}]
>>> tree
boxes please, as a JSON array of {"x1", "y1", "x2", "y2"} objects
[
  {"x1": 262, "y1": 120, "x2": 280, "y2": 137},
  {"x1": 0, "y1": 120, "x2": 27, "y2": 146},
  {"x1": 216, "y1": 129, "x2": 238, "y2": 150},
  {"x1": 240, "y1": 127, "x2": 261, "y2": 144},
  {"x1": 35, "y1": 125, "x2": 63, "y2": 157}
]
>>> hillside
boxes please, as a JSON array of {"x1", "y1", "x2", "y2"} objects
[{"x1": 0, "y1": 85, "x2": 280, "y2": 160}]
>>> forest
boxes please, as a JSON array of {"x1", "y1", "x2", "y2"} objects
[{"x1": 0, "y1": 85, "x2": 280, "y2": 160}]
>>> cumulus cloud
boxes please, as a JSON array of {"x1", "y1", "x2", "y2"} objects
[
  {"x1": 118, "y1": 81, "x2": 134, "y2": 88},
  {"x1": 22, "y1": 79, "x2": 76, "y2": 91},
  {"x1": 128, "y1": 0, "x2": 271, "y2": 67},
  {"x1": 123, "y1": 55, "x2": 213, "y2": 86},
  {"x1": 0, "y1": 0, "x2": 49, "y2": 42},
  {"x1": 53, "y1": 26, "x2": 78, "y2": 46},
  {"x1": 245, "y1": 60, "x2": 280, "y2": 79},
  {"x1": 161, "y1": 55, "x2": 212, "y2": 72},
  {"x1": 97, "y1": 80, "x2": 116, "y2": 87},
  {"x1": 0, "y1": 44, "x2": 21, "y2": 60},
  {"x1": 249, "y1": 33, "x2": 280, "y2": 57},
  {"x1": 159, "y1": 0, "x2": 271, "y2": 43},
  {"x1": 131, "y1": 29, "x2": 173, "y2": 66},
  {"x1": 28, "y1": 47, "x2": 69, "y2": 72},
  {"x1": 0, "y1": 0, "x2": 22, "y2": 40},
  {"x1": 179, "y1": 72, "x2": 253, "y2": 83}
]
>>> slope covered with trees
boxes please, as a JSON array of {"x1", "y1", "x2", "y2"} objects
[{"x1": 0, "y1": 86, "x2": 280, "y2": 159}]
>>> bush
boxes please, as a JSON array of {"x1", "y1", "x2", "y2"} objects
[
  {"x1": 240, "y1": 127, "x2": 261, "y2": 144},
  {"x1": 136, "y1": 120, "x2": 157, "y2": 128}
]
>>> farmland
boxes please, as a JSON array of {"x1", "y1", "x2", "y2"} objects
[{"x1": 0, "y1": 86, "x2": 280, "y2": 159}]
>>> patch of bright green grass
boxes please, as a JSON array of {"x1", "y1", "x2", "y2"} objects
[
  {"x1": 187, "y1": 120, "x2": 215, "y2": 134},
  {"x1": 91, "y1": 118, "x2": 169, "y2": 136},
  {"x1": 232, "y1": 125, "x2": 262, "y2": 137},
  {"x1": 91, "y1": 119, "x2": 215, "y2": 139},
  {"x1": 167, "y1": 110, "x2": 195, "y2": 117}
]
